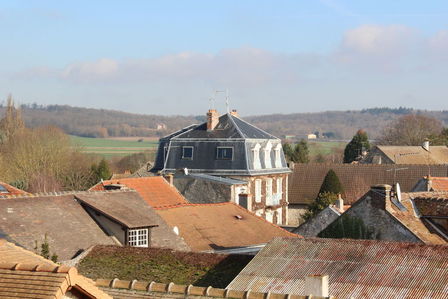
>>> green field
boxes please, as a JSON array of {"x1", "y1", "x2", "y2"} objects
[
  {"x1": 70, "y1": 136, "x2": 158, "y2": 158},
  {"x1": 308, "y1": 141, "x2": 346, "y2": 156}
]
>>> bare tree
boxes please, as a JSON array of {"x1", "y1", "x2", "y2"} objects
[{"x1": 378, "y1": 114, "x2": 443, "y2": 145}]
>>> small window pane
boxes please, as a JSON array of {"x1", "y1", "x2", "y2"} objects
[
  {"x1": 217, "y1": 147, "x2": 233, "y2": 160},
  {"x1": 128, "y1": 228, "x2": 148, "y2": 247},
  {"x1": 182, "y1": 146, "x2": 193, "y2": 159}
]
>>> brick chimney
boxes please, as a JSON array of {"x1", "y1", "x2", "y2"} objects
[
  {"x1": 370, "y1": 184, "x2": 392, "y2": 210},
  {"x1": 305, "y1": 274, "x2": 329, "y2": 297},
  {"x1": 206, "y1": 109, "x2": 219, "y2": 131},
  {"x1": 230, "y1": 109, "x2": 239, "y2": 117}
]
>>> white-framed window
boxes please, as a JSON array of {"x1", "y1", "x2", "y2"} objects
[
  {"x1": 252, "y1": 143, "x2": 261, "y2": 169},
  {"x1": 265, "y1": 178, "x2": 273, "y2": 205},
  {"x1": 128, "y1": 228, "x2": 149, "y2": 247},
  {"x1": 255, "y1": 179, "x2": 262, "y2": 202},
  {"x1": 273, "y1": 177, "x2": 283, "y2": 205},
  {"x1": 182, "y1": 146, "x2": 194, "y2": 160},
  {"x1": 274, "y1": 143, "x2": 282, "y2": 168},
  {"x1": 264, "y1": 142, "x2": 272, "y2": 169},
  {"x1": 216, "y1": 147, "x2": 233, "y2": 160}
]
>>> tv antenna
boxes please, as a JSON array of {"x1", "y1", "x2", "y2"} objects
[{"x1": 210, "y1": 89, "x2": 230, "y2": 113}]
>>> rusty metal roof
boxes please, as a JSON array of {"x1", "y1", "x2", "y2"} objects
[{"x1": 227, "y1": 237, "x2": 448, "y2": 299}]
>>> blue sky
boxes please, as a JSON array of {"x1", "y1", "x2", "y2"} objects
[{"x1": 1, "y1": 1, "x2": 448, "y2": 115}]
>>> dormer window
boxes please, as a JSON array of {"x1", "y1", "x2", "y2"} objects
[
  {"x1": 216, "y1": 147, "x2": 233, "y2": 160},
  {"x1": 264, "y1": 142, "x2": 272, "y2": 169},
  {"x1": 274, "y1": 143, "x2": 282, "y2": 168},
  {"x1": 128, "y1": 228, "x2": 149, "y2": 247},
  {"x1": 252, "y1": 143, "x2": 261, "y2": 169},
  {"x1": 182, "y1": 146, "x2": 194, "y2": 160}
]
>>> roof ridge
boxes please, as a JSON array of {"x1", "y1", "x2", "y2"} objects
[
  {"x1": 0, "y1": 262, "x2": 74, "y2": 273},
  {"x1": 229, "y1": 114, "x2": 279, "y2": 140},
  {"x1": 0, "y1": 189, "x2": 138, "y2": 200}
]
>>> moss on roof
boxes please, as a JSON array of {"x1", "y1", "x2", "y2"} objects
[{"x1": 78, "y1": 246, "x2": 252, "y2": 288}]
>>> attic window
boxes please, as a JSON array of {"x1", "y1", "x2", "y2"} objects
[
  {"x1": 216, "y1": 147, "x2": 233, "y2": 160},
  {"x1": 182, "y1": 146, "x2": 194, "y2": 160},
  {"x1": 128, "y1": 228, "x2": 148, "y2": 247}
]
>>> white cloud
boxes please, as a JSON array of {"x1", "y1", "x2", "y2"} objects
[{"x1": 61, "y1": 58, "x2": 118, "y2": 81}]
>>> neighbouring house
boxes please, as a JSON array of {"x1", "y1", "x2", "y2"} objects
[
  {"x1": 412, "y1": 176, "x2": 448, "y2": 192},
  {"x1": 153, "y1": 202, "x2": 298, "y2": 254},
  {"x1": 0, "y1": 193, "x2": 116, "y2": 261},
  {"x1": 227, "y1": 237, "x2": 448, "y2": 299},
  {"x1": 90, "y1": 176, "x2": 188, "y2": 208},
  {"x1": 0, "y1": 239, "x2": 111, "y2": 299},
  {"x1": 151, "y1": 109, "x2": 291, "y2": 225},
  {"x1": 75, "y1": 190, "x2": 189, "y2": 250},
  {"x1": 0, "y1": 181, "x2": 29, "y2": 196},
  {"x1": 362, "y1": 142, "x2": 448, "y2": 164},
  {"x1": 319, "y1": 185, "x2": 448, "y2": 244},
  {"x1": 173, "y1": 173, "x2": 249, "y2": 204},
  {"x1": 288, "y1": 163, "x2": 448, "y2": 226},
  {"x1": 293, "y1": 196, "x2": 347, "y2": 237}
]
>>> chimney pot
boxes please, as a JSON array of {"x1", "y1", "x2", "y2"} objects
[
  {"x1": 305, "y1": 274, "x2": 329, "y2": 297},
  {"x1": 335, "y1": 194, "x2": 344, "y2": 212},
  {"x1": 230, "y1": 109, "x2": 239, "y2": 117},
  {"x1": 207, "y1": 109, "x2": 219, "y2": 131}
]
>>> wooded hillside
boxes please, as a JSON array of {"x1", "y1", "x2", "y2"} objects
[{"x1": 2, "y1": 104, "x2": 447, "y2": 140}]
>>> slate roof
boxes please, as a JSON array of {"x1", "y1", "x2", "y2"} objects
[
  {"x1": 75, "y1": 191, "x2": 159, "y2": 229},
  {"x1": 90, "y1": 176, "x2": 188, "y2": 208},
  {"x1": 174, "y1": 113, "x2": 278, "y2": 140},
  {"x1": 227, "y1": 237, "x2": 448, "y2": 299},
  {"x1": 0, "y1": 262, "x2": 111, "y2": 299},
  {"x1": 0, "y1": 181, "x2": 29, "y2": 196},
  {"x1": 0, "y1": 193, "x2": 115, "y2": 260},
  {"x1": 373, "y1": 145, "x2": 448, "y2": 164},
  {"x1": 154, "y1": 202, "x2": 298, "y2": 251},
  {"x1": 289, "y1": 163, "x2": 448, "y2": 205}
]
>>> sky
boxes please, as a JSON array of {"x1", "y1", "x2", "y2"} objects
[{"x1": 1, "y1": 1, "x2": 448, "y2": 116}]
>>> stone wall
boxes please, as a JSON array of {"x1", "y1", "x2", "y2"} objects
[{"x1": 293, "y1": 207, "x2": 340, "y2": 237}]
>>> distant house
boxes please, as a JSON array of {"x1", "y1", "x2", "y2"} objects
[
  {"x1": 153, "y1": 202, "x2": 298, "y2": 253},
  {"x1": 0, "y1": 239, "x2": 111, "y2": 299},
  {"x1": 412, "y1": 176, "x2": 448, "y2": 192},
  {"x1": 227, "y1": 237, "x2": 448, "y2": 299},
  {"x1": 319, "y1": 185, "x2": 448, "y2": 244},
  {"x1": 288, "y1": 163, "x2": 448, "y2": 226},
  {"x1": 151, "y1": 109, "x2": 291, "y2": 225},
  {"x1": 362, "y1": 142, "x2": 448, "y2": 164}
]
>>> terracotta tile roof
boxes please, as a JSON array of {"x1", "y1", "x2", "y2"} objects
[
  {"x1": 407, "y1": 191, "x2": 448, "y2": 217},
  {"x1": 386, "y1": 192, "x2": 448, "y2": 244},
  {"x1": 154, "y1": 202, "x2": 299, "y2": 251},
  {"x1": 0, "y1": 194, "x2": 115, "y2": 260},
  {"x1": 90, "y1": 177, "x2": 188, "y2": 208},
  {"x1": 0, "y1": 239, "x2": 56, "y2": 266},
  {"x1": 228, "y1": 237, "x2": 448, "y2": 299},
  {"x1": 0, "y1": 262, "x2": 111, "y2": 299},
  {"x1": 0, "y1": 181, "x2": 29, "y2": 196},
  {"x1": 75, "y1": 191, "x2": 159, "y2": 228},
  {"x1": 376, "y1": 145, "x2": 448, "y2": 164},
  {"x1": 289, "y1": 163, "x2": 448, "y2": 205},
  {"x1": 430, "y1": 177, "x2": 448, "y2": 191}
]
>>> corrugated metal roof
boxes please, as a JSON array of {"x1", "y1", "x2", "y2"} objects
[{"x1": 227, "y1": 237, "x2": 448, "y2": 299}]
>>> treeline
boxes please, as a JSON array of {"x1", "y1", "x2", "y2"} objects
[
  {"x1": 0, "y1": 104, "x2": 197, "y2": 138},
  {"x1": 1, "y1": 102, "x2": 448, "y2": 140}
]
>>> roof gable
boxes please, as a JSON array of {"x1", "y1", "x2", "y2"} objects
[{"x1": 376, "y1": 145, "x2": 448, "y2": 164}]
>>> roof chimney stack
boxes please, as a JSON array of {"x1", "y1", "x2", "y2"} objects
[
  {"x1": 422, "y1": 140, "x2": 430, "y2": 151},
  {"x1": 230, "y1": 109, "x2": 239, "y2": 117},
  {"x1": 370, "y1": 184, "x2": 392, "y2": 210},
  {"x1": 206, "y1": 109, "x2": 219, "y2": 131},
  {"x1": 335, "y1": 194, "x2": 344, "y2": 212}
]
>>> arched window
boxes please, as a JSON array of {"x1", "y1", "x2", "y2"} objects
[
  {"x1": 274, "y1": 143, "x2": 283, "y2": 168},
  {"x1": 264, "y1": 141, "x2": 272, "y2": 169},
  {"x1": 252, "y1": 143, "x2": 261, "y2": 169}
]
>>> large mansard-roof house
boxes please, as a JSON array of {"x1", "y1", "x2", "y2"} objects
[{"x1": 151, "y1": 109, "x2": 291, "y2": 225}]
